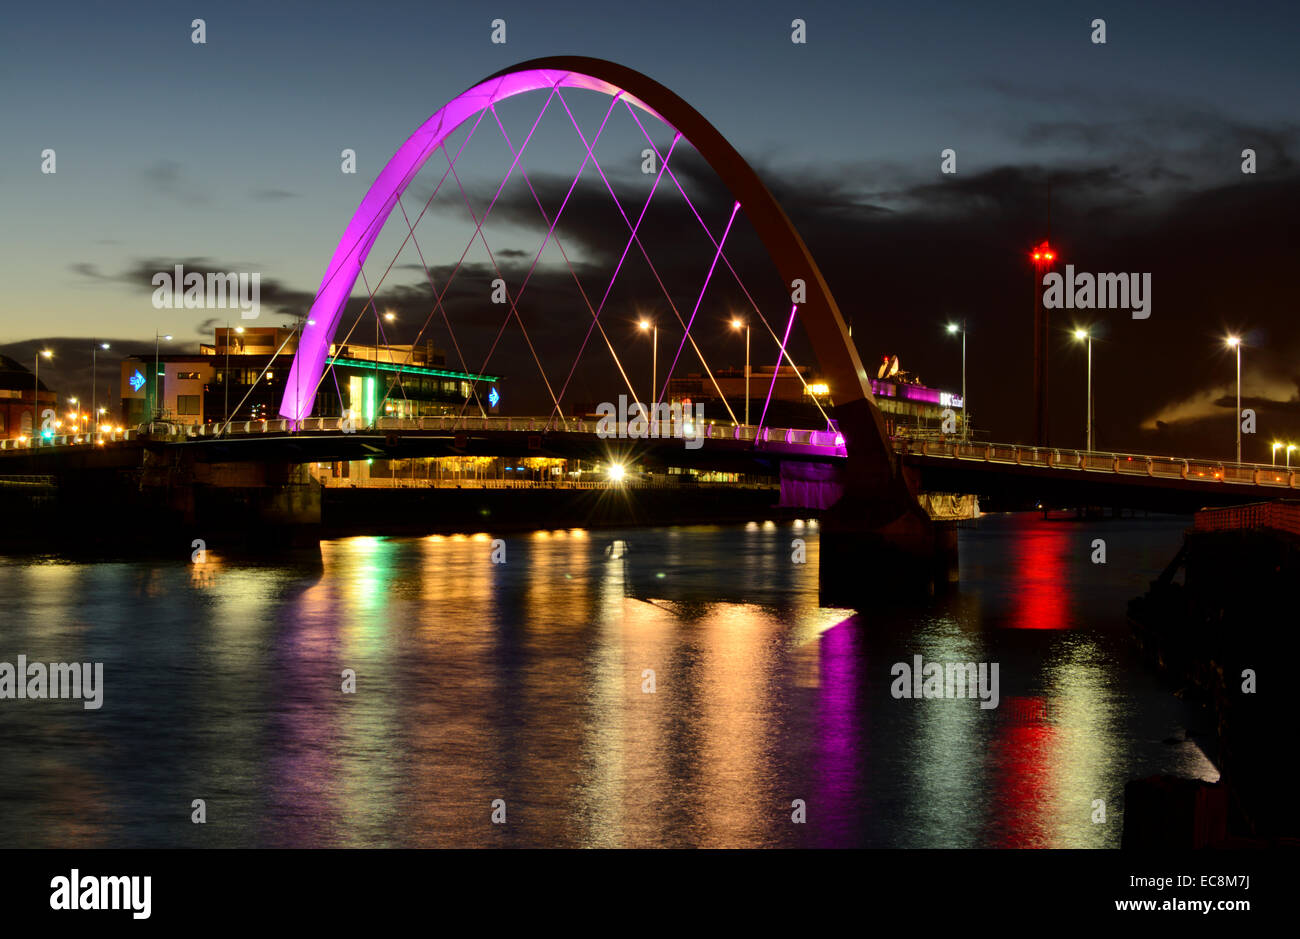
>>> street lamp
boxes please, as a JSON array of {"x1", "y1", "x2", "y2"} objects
[
  {"x1": 1272, "y1": 442, "x2": 1283, "y2": 466},
  {"x1": 33, "y1": 349, "x2": 52, "y2": 442},
  {"x1": 731, "y1": 317, "x2": 749, "y2": 426},
  {"x1": 376, "y1": 310, "x2": 397, "y2": 365},
  {"x1": 946, "y1": 321, "x2": 967, "y2": 439},
  {"x1": 91, "y1": 341, "x2": 109, "y2": 432},
  {"x1": 375, "y1": 311, "x2": 396, "y2": 423},
  {"x1": 1289, "y1": 444, "x2": 1296, "y2": 470},
  {"x1": 1226, "y1": 336, "x2": 1242, "y2": 463},
  {"x1": 223, "y1": 324, "x2": 245, "y2": 426},
  {"x1": 1073, "y1": 328, "x2": 1093, "y2": 451},
  {"x1": 153, "y1": 331, "x2": 173, "y2": 420},
  {"x1": 638, "y1": 318, "x2": 657, "y2": 412}
]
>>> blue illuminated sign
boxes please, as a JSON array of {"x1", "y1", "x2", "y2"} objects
[
  {"x1": 129, "y1": 369, "x2": 146, "y2": 392},
  {"x1": 488, "y1": 386, "x2": 500, "y2": 408}
]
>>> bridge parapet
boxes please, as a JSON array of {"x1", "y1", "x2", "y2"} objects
[
  {"x1": 155, "y1": 416, "x2": 847, "y2": 453},
  {"x1": 0, "y1": 428, "x2": 135, "y2": 451},
  {"x1": 898, "y1": 437, "x2": 1300, "y2": 490}
]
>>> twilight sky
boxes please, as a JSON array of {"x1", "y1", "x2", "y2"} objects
[{"x1": 1, "y1": 0, "x2": 1296, "y2": 457}]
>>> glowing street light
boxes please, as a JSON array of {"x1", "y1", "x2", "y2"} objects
[
  {"x1": 946, "y1": 321, "x2": 967, "y2": 439},
  {"x1": 153, "y1": 331, "x2": 173, "y2": 420},
  {"x1": 33, "y1": 349, "x2": 53, "y2": 442},
  {"x1": 90, "y1": 340, "x2": 110, "y2": 429},
  {"x1": 607, "y1": 462, "x2": 626, "y2": 483},
  {"x1": 638, "y1": 318, "x2": 657, "y2": 414},
  {"x1": 1272, "y1": 441, "x2": 1283, "y2": 466},
  {"x1": 368, "y1": 310, "x2": 398, "y2": 425},
  {"x1": 1226, "y1": 335, "x2": 1242, "y2": 463},
  {"x1": 1073, "y1": 328, "x2": 1093, "y2": 451},
  {"x1": 222, "y1": 323, "x2": 246, "y2": 425},
  {"x1": 1289, "y1": 444, "x2": 1297, "y2": 470},
  {"x1": 731, "y1": 317, "x2": 749, "y2": 426}
]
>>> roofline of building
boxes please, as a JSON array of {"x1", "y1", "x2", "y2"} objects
[{"x1": 124, "y1": 352, "x2": 501, "y2": 383}]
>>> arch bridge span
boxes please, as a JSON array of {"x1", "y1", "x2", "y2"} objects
[{"x1": 273, "y1": 55, "x2": 929, "y2": 601}]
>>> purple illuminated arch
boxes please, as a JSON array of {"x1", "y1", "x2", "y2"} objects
[{"x1": 278, "y1": 57, "x2": 892, "y2": 470}]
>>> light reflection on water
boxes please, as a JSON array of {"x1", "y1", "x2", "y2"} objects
[{"x1": 0, "y1": 514, "x2": 1217, "y2": 847}]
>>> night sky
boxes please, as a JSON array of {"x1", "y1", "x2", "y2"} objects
[{"x1": 1, "y1": 0, "x2": 1296, "y2": 458}]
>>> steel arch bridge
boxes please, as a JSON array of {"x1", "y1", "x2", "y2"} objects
[
  {"x1": 279, "y1": 58, "x2": 895, "y2": 452},
  {"x1": 273, "y1": 56, "x2": 929, "y2": 597}
]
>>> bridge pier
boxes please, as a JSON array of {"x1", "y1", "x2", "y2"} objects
[
  {"x1": 819, "y1": 503, "x2": 959, "y2": 606},
  {"x1": 810, "y1": 400, "x2": 961, "y2": 607},
  {"x1": 140, "y1": 450, "x2": 321, "y2": 553}
]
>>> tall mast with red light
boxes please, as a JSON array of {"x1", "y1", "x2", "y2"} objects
[{"x1": 1030, "y1": 240, "x2": 1057, "y2": 446}]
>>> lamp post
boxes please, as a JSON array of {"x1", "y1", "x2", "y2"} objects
[
  {"x1": 1289, "y1": 444, "x2": 1296, "y2": 470},
  {"x1": 224, "y1": 324, "x2": 244, "y2": 425},
  {"x1": 1226, "y1": 336, "x2": 1242, "y2": 463},
  {"x1": 153, "y1": 331, "x2": 173, "y2": 420},
  {"x1": 292, "y1": 317, "x2": 316, "y2": 427},
  {"x1": 946, "y1": 321, "x2": 967, "y2": 439},
  {"x1": 1073, "y1": 328, "x2": 1093, "y2": 451},
  {"x1": 731, "y1": 317, "x2": 750, "y2": 426},
  {"x1": 33, "y1": 349, "x2": 52, "y2": 442},
  {"x1": 376, "y1": 311, "x2": 395, "y2": 423},
  {"x1": 91, "y1": 340, "x2": 109, "y2": 433},
  {"x1": 638, "y1": 318, "x2": 657, "y2": 413},
  {"x1": 1272, "y1": 442, "x2": 1283, "y2": 467}
]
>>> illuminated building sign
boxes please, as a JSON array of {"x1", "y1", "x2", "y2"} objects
[
  {"x1": 488, "y1": 387, "x2": 500, "y2": 408},
  {"x1": 870, "y1": 379, "x2": 961, "y2": 408},
  {"x1": 129, "y1": 369, "x2": 146, "y2": 392}
]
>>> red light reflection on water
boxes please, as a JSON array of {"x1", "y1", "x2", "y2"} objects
[
  {"x1": 987, "y1": 695, "x2": 1057, "y2": 847},
  {"x1": 1008, "y1": 525, "x2": 1073, "y2": 629}
]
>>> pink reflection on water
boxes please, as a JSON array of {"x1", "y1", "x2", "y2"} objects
[{"x1": 813, "y1": 616, "x2": 863, "y2": 843}]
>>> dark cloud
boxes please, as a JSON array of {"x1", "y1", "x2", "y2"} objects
[
  {"x1": 140, "y1": 160, "x2": 209, "y2": 203},
  {"x1": 251, "y1": 188, "x2": 300, "y2": 201},
  {"x1": 70, "y1": 258, "x2": 315, "y2": 321}
]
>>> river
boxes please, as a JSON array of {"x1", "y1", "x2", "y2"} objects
[{"x1": 0, "y1": 513, "x2": 1218, "y2": 847}]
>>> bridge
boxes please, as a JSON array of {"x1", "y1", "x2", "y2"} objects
[
  {"x1": 5, "y1": 55, "x2": 1276, "y2": 604},
  {"x1": 6, "y1": 417, "x2": 1293, "y2": 506}
]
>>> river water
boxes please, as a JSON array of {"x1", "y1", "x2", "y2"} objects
[{"x1": 0, "y1": 513, "x2": 1218, "y2": 847}]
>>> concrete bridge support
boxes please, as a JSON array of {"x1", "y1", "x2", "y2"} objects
[
  {"x1": 140, "y1": 450, "x2": 321, "y2": 553},
  {"x1": 819, "y1": 510, "x2": 959, "y2": 606},
  {"x1": 810, "y1": 401, "x2": 961, "y2": 606}
]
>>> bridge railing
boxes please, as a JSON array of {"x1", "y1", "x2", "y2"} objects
[
  {"x1": 4, "y1": 413, "x2": 844, "y2": 455},
  {"x1": 0, "y1": 428, "x2": 134, "y2": 451},
  {"x1": 1195, "y1": 500, "x2": 1300, "y2": 535},
  {"x1": 898, "y1": 437, "x2": 1300, "y2": 489}
]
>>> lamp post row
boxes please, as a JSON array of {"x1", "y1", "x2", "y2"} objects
[{"x1": 16, "y1": 320, "x2": 1278, "y2": 463}]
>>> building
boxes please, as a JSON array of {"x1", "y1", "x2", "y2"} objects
[
  {"x1": 119, "y1": 327, "x2": 502, "y2": 427},
  {"x1": 0, "y1": 354, "x2": 58, "y2": 440}
]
